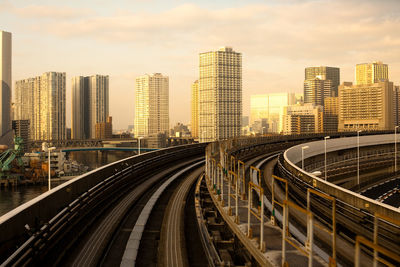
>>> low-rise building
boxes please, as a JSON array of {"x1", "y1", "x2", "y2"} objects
[{"x1": 282, "y1": 104, "x2": 323, "y2": 134}]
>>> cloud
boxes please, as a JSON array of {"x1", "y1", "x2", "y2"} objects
[
  {"x1": 15, "y1": 5, "x2": 93, "y2": 19},
  {"x1": 26, "y1": 1, "x2": 399, "y2": 63},
  {"x1": 0, "y1": 1, "x2": 93, "y2": 19}
]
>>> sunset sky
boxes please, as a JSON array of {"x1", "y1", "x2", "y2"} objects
[{"x1": 1, "y1": 0, "x2": 399, "y2": 129}]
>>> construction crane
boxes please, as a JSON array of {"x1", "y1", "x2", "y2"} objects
[{"x1": 0, "y1": 137, "x2": 25, "y2": 179}]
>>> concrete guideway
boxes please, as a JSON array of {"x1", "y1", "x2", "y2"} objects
[
  {"x1": 120, "y1": 160, "x2": 204, "y2": 267},
  {"x1": 158, "y1": 166, "x2": 204, "y2": 267},
  {"x1": 68, "y1": 159, "x2": 201, "y2": 267}
]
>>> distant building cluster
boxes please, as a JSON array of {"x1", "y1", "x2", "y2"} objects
[
  {"x1": 246, "y1": 61, "x2": 398, "y2": 135},
  {"x1": 2, "y1": 28, "x2": 400, "y2": 149}
]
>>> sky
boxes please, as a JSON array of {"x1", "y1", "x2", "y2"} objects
[{"x1": 1, "y1": 0, "x2": 400, "y2": 130}]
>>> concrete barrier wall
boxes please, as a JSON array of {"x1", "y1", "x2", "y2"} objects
[{"x1": 283, "y1": 134, "x2": 400, "y2": 220}]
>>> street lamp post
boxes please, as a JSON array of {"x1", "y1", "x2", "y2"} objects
[
  {"x1": 302, "y1": 146, "x2": 309, "y2": 170},
  {"x1": 395, "y1": 126, "x2": 399, "y2": 172},
  {"x1": 357, "y1": 130, "x2": 362, "y2": 186},
  {"x1": 48, "y1": 146, "x2": 56, "y2": 191},
  {"x1": 324, "y1": 136, "x2": 330, "y2": 181}
]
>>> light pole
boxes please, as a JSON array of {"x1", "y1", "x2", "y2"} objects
[
  {"x1": 324, "y1": 136, "x2": 330, "y2": 181},
  {"x1": 357, "y1": 130, "x2": 362, "y2": 186},
  {"x1": 138, "y1": 137, "x2": 143, "y2": 155},
  {"x1": 48, "y1": 146, "x2": 56, "y2": 191},
  {"x1": 302, "y1": 146, "x2": 309, "y2": 170},
  {"x1": 395, "y1": 126, "x2": 399, "y2": 172}
]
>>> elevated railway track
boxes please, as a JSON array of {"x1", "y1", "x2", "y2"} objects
[{"x1": 1, "y1": 131, "x2": 400, "y2": 266}]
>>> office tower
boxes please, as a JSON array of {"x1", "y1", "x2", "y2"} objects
[
  {"x1": 0, "y1": 31, "x2": 12, "y2": 143},
  {"x1": 95, "y1": 116, "x2": 112, "y2": 139},
  {"x1": 71, "y1": 75, "x2": 109, "y2": 139},
  {"x1": 12, "y1": 120, "x2": 29, "y2": 152},
  {"x1": 191, "y1": 80, "x2": 199, "y2": 138},
  {"x1": 250, "y1": 93, "x2": 296, "y2": 133},
  {"x1": 199, "y1": 47, "x2": 242, "y2": 142},
  {"x1": 304, "y1": 78, "x2": 332, "y2": 106},
  {"x1": 323, "y1": 97, "x2": 339, "y2": 132},
  {"x1": 282, "y1": 104, "x2": 323, "y2": 134},
  {"x1": 305, "y1": 66, "x2": 340, "y2": 97},
  {"x1": 355, "y1": 62, "x2": 388, "y2": 85},
  {"x1": 15, "y1": 72, "x2": 66, "y2": 140},
  {"x1": 134, "y1": 73, "x2": 169, "y2": 137},
  {"x1": 338, "y1": 81, "x2": 393, "y2": 131}
]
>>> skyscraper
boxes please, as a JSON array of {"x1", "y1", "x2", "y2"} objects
[
  {"x1": 72, "y1": 76, "x2": 89, "y2": 139},
  {"x1": 134, "y1": 73, "x2": 169, "y2": 137},
  {"x1": 304, "y1": 77, "x2": 332, "y2": 106},
  {"x1": 0, "y1": 31, "x2": 12, "y2": 143},
  {"x1": 199, "y1": 47, "x2": 242, "y2": 142},
  {"x1": 72, "y1": 75, "x2": 109, "y2": 139},
  {"x1": 305, "y1": 66, "x2": 340, "y2": 97},
  {"x1": 191, "y1": 80, "x2": 199, "y2": 138},
  {"x1": 355, "y1": 62, "x2": 388, "y2": 85},
  {"x1": 89, "y1": 75, "x2": 109, "y2": 139},
  {"x1": 15, "y1": 72, "x2": 66, "y2": 140}
]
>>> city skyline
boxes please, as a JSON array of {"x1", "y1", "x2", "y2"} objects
[{"x1": 1, "y1": 0, "x2": 400, "y2": 129}]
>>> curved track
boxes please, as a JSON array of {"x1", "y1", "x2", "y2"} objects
[{"x1": 158, "y1": 166, "x2": 204, "y2": 267}]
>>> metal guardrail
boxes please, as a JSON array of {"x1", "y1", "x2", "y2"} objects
[
  {"x1": 0, "y1": 143, "x2": 207, "y2": 265},
  {"x1": 282, "y1": 135, "x2": 400, "y2": 221}
]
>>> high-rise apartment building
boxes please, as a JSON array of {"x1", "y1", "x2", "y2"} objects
[
  {"x1": 305, "y1": 66, "x2": 340, "y2": 97},
  {"x1": 191, "y1": 80, "x2": 199, "y2": 138},
  {"x1": 134, "y1": 73, "x2": 169, "y2": 137},
  {"x1": 355, "y1": 62, "x2": 388, "y2": 85},
  {"x1": 72, "y1": 75, "x2": 109, "y2": 139},
  {"x1": 199, "y1": 47, "x2": 242, "y2": 142},
  {"x1": 304, "y1": 78, "x2": 332, "y2": 106},
  {"x1": 282, "y1": 104, "x2": 323, "y2": 134},
  {"x1": 0, "y1": 31, "x2": 12, "y2": 144},
  {"x1": 72, "y1": 76, "x2": 88, "y2": 139},
  {"x1": 338, "y1": 81, "x2": 393, "y2": 131},
  {"x1": 250, "y1": 93, "x2": 296, "y2": 133},
  {"x1": 15, "y1": 72, "x2": 66, "y2": 140},
  {"x1": 323, "y1": 97, "x2": 339, "y2": 132}
]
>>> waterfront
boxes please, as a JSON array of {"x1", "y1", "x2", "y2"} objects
[{"x1": 0, "y1": 150, "x2": 136, "y2": 216}]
